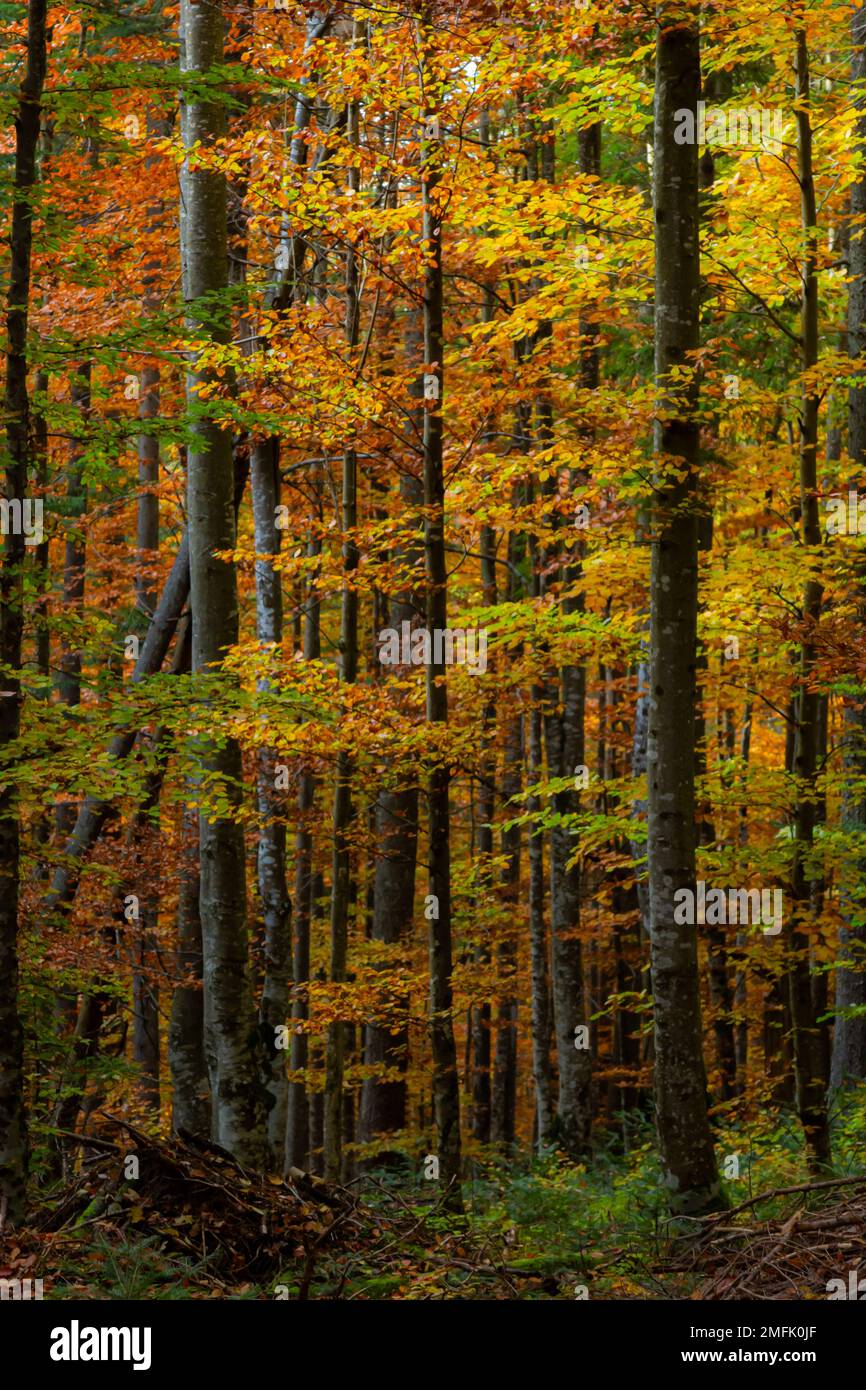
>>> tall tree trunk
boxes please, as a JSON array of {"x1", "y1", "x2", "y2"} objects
[
  {"x1": 526, "y1": 381, "x2": 553, "y2": 1147},
  {"x1": 0, "y1": 0, "x2": 48, "y2": 1226},
  {"x1": 420, "y1": 18, "x2": 462, "y2": 1206},
  {"x1": 734, "y1": 694, "x2": 753, "y2": 1090},
  {"x1": 324, "y1": 51, "x2": 362, "y2": 1182},
  {"x1": 834, "y1": 698, "x2": 866, "y2": 1088},
  {"x1": 527, "y1": 689, "x2": 553, "y2": 1148},
  {"x1": 129, "y1": 815, "x2": 161, "y2": 1115},
  {"x1": 695, "y1": 654, "x2": 736, "y2": 1101},
  {"x1": 250, "y1": 8, "x2": 332, "y2": 1171},
  {"x1": 693, "y1": 99, "x2": 736, "y2": 1106},
  {"x1": 358, "y1": 278, "x2": 424, "y2": 1157},
  {"x1": 832, "y1": 0, "x2": 866, "y2": 1090},
  {"x1": 253, "y1": 437, "x2": 291, "y2": 1166},
  {"x1": 544, "y1": 657, "x2": 592, "y2": 1158},
  {"x1": 491, "y1": 692, "x2": 521, "y2": 1148},
  {"x1": 180, "y1": 0, "x2": 267, "y2": 1168},
  {"x1": 131, "y1": 127, "x2": 165, "y2": 1109},
  {"x1": 471, "y1": 517, "x2": 495, "y2": 1145},
  {"x1": 254, "y1": 12, "x2": 334, "y2": 1177},
  {"x1": 648, "y1": 5, "x2": 721, "y2": 1213},
  {"x1": 285, "y1": 528, "x2": 321, "y2": 1174},
  {"x1": 532, "y1": 121, "x2": 593, "y2": 1161},
  {"x1": 169, "y1": 806, "x2": 211, "y2": 1136},
  {"x1": 49, "y1": 360, "x2": 92, "y2": 1142},
  {"x1": 307, "y1": 875, "x2": 327, "y2": 1176},
  {"x1": 56, "y1": 362, "x2": 90, "y2": 837},
  {"x1": 31, "y1": 126, "x2": 52, "y2": 767},
  {"x1": 788, "y1": 28, "x2": 831, "y2": 1170},
  {"x1": 358, "y1": 776, "x2": 418, "y2": 1156},
  {"x1": 31, "y1": 359, "x2": 51, "y2": 875},
  {"x1": 358, "y1": 478, "x2": 421, "y2": 1157},
  {"x1": 469, "y1": 190, "x2": 497, "y2": 1145}
]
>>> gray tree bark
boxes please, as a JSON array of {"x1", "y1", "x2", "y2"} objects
[
  {"x1": 169, "y1": 804, "x2": 211, "y2": 1137},
  {"x1": 252, "y1": 437, "x2": 291, "y2": 1164},
  {"x1": 180, "y1": 0, "x2": 267, "y2": 1167}
]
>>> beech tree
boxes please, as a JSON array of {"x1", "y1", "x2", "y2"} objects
[
  {"x1": 180, "y1": 0, "x2": 267, "y2": 1167},
  {"x1": 647, "y1": 2, "x2": 721, "y2": 1213},
  {"x1": 0, "y1": 0, "x2": 47, "y2": 1227}
]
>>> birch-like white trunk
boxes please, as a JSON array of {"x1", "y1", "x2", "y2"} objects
[{"x1": 180, "y1": 0, "x2": 267, "y2": 1167}]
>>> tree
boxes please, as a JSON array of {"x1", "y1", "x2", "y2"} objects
[
  {"x1": 419, "y1": 4, "x2": 462, "y2": 1207},
  {"x1": 647, "y1": 0, "x2": 721, "y2": 1214},
  {"x1": 832, "y1": 0, "x2": 866, "y2": 1091},
  {"x1": 180, "y1": 0, "x2": 267, "y2": 1167},
  {"x1": 0, "y1": 0, "x2": 48, "y2": 1227},
  {"x1": 324, "y1": 21, "x2": 363, "y2": 1181},
  {"x1": 787, "y1": 27, "x2": 831, "y2": 1169}
]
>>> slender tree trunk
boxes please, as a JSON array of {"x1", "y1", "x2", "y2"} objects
[
  {"x1": 832, "y1": 0, "x2": 866, "y2": 1090},
  {"x1": 471, "y1": 518, "x2": 495, "y2": 1145},
  {"x1": 524, "y1": 362, "x2": 554, "y2": 1148},
  {"x1": 358, "y1": 777, "x2": 418, "y2": 1156},
  {"x1": 530, "y1": 121, "x2": 593, "y2": 1161},
  {"x1": 252, "y1": 437, "x2": 291, "y2": 1164},
  {"x1": 55, "y1": 362, "x2": 90, "y2": 838},
  {"x1": 324, "y1": 54, "x2": 362, "y2": 1182},
  {"x1": 692, "y1": 103, "x2": 736, "y2": 1106},
  {"x1": 629, "y1": 638, "x2": 651, "y2": 940},
  {"x1": 180, "y1": 0, "x2": 267, "y2": 1168},
  {"x1": 467, "y1": 202, "x2": 497, "y2": 1144},
  {"x1": 695, "y1": 655, "x2": 736, "y2": 1101},
  {"x1": 734, "y1": 695, "x2": 753, "y2": 1090},
  {"x1": 48, "y1": 361, "x2": 91, "y2": 1144},
  {"x1": 131, "y1": 136, "x2": 166, "y2": 1109},
  {"x1": 308, "y1": 874, "x2": 327, "y2": 1176},
  {"x1": 544, "y1": 660, "x2": 592, "y2": 1158},
  {"x1": 30, "y1": 359, "x2": 51, "y2": 874},
  {"x1": 834, "y1": 699, "x2": 866, "y2": 1087},
  {"x1": 285, "y1": 529, "x2": 321, "y2": 1173},
  {"x1": 648, "y1": 6, "x2": 721, "y2": 1213},
  {"x1": 491, "y1": 694, "x2": 521, "y2": 1148},
  {"x1": 169, "y1": 806, "x2": 211, "y2": 1136},
  {"x1": 527, "y1": 689, "x2": 553, "y2": 1147},
  {"x1": 811, "y1": 697, "x2": 831, "y2": 1087},
  {"x1": 788, "y1": 29, "x2": 831, "y2": 1170},
  {"x1": 0, "y1": 0, "x2": 48, "y2": 1225},
  {"x1": 358, "y1": 306, "x2": 424, "y2": 1156},
  {"x1": 30, "y1": 127, "x2": 52, "y2": 764},
  {"x1": 420, "y1": 19, "x2": 462, "y2": 1206},
  {"x1": 130, "y1": 829, "x2": 161, "y2": 1114}
]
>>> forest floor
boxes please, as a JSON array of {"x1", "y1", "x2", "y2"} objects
[{"x1": 3, "y1": 1102, "x2": 866, "y2": 1300}]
